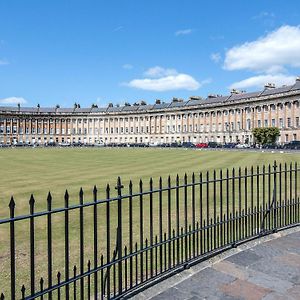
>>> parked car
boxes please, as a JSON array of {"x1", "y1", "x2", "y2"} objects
[
  {"x1": 261, "y1": 144, "x2": 280, "y2": 149},
  {"x1": 170, "y1": 142, "x2": 182, "y2": 148},
  {"x1": 159, "y1": 143, "x2": 170, "y2": 148},
  {"x1": 223, "y1": 143, "x2": 237, "y2": 148},
  {"x1": 71, "y1": 142, "x2": 82, "y2": 147},
  {"x1": 196, "y1": 143, "x2": 208, "y2": 148},
  {"x1": 182, "y1": 142, "x2": 196, "y2": 148},
  {"x1": 283, "y1": 140, "x2": 300, "y2": 150},
  {"x1": 235, "y1": 143, "x2": 250, "y2": 149},
  {"x1": 208, "y1": 142, "x2": 222, "y2": 148},
  {"x1": 15, "y1": 142, "x2": 25, "y2": 147},
  {"x1": 0, "y1": 143, "x2": 10, "y2": 148},
  {"x1": 59, "y1": 142, "x2": 71, "y2": 147}
]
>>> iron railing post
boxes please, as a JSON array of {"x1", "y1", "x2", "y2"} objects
[
  {"x1": 273, "y1": 161, "x2": 277, "y2": 232},
  {"x1": 115, "y1": 177, "x2": 124, "y2": 295},
  {"x1": 9, "y1": 197, "x2": 16, "y2": 300}
]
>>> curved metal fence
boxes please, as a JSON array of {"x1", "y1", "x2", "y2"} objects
[{"x1": 0, "y1": 161, "x2": 299, "y2": 299}]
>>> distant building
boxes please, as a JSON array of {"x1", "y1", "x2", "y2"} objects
[{"x1": 1, "y1": 79, "x2": 300, "y2": 145}]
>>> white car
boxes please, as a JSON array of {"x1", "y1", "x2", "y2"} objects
[{"x1": 235, "y1": 144, "x2": 250, "y2": 149}]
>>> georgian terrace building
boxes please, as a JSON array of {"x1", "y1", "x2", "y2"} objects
[{"x1": 1, "y1": 79, "x2": 300, "y2": 146}]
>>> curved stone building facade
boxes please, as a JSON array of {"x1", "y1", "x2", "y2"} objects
[{"x1": 1, "y1": 79, "x2": 300, "y2": 146}]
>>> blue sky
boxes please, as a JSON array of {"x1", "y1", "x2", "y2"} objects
[{"x1": 1, "y1": 0, "x2": 300, "y2": 107}]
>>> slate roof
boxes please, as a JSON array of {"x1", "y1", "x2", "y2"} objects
[
  {"x1": 74, "y1": 107, "x2": 91, "y2": 113},
  {"x1": 106, "y1": 106, "x2": 123, "y2": 113},
  {"x1": 57, "y1": 108, "x2": 74, "y2": 113},
  {"x1": 39, "y1": 107, "x2": 56, "y2": 113},
  {"x1": 169, "y1": 101, "x2": 187, "y2": 108},
  {"x1": 1, "y1": 80, "x2": 300, "y2": 114}
]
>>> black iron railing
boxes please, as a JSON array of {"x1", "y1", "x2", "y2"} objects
[{"x1": 0, "y1": 161, "x2": 299, "y2": 299}]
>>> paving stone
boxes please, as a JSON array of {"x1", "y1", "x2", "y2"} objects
[
  {"x1": 246, "y1": 267, "x2": 294, "y2": 294},
  {"x1": 250, "y1": 242, "x2": 286, "y2": 259},
  {"x1": 267, "y1": 236, "x2": 300, "y2": 254},
  {"x1": 212, "y1": 260, "x2": 248, "y2": 280},
  {"x1": 288, "y1": 231, "x2": 300, "y2": 240},
  {"x1": 174, "y1": 267, "x2": 236, "y2": 299},
  {"x1": 262, "y1": 291, "x2": 295, "y2": 300},
  {"x1": 131, "y1": 229, "x2": 300, "y2": 300},
  {"x1": 249, "y1": 257, "x2": 300, "y2": 285},
  {"x1": 275, "y1": 252, "x2": 300, "y2": 268},
  {"x1": 226, "y1": 249, "x2": 262, "y2": 267},
  {"x1": 150, "y1": 287, "x2": 189, "y2": 300},
  {"x1": 286, "y1": 284, "x2": 300, "y2": 299},
  {"x1": 220, "y1": 279, "x2": 271, "y2": 300}
]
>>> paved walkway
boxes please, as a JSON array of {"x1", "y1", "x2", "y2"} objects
[{"x1": 132, "y1": 227, "x2": 300, "y2": 300}]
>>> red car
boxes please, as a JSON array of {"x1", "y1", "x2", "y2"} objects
[{"x1": 196, "y1": 143, "x2": 208, "y2": 148}]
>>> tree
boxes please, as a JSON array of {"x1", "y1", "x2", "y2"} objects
[{"x1": 252, "y1": 127, "x2": 280, "y2": 145}]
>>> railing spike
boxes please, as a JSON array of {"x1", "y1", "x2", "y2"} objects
[
  {"x1": 9, "y1": 196, "x2": 15, "y2": 209},
  {"x1": 47, "y1": 192, "x2": 52, "y2": 210},
  {"x1": 21, "y1": 284, "x2": 26, "y2": 297},
  {"x1": 93, "y1": 185, "x2": 97, "y2": 194},
  {"x1": 117, "y1": 176, "x2": 122, "y2": 185},
  {"x1": 64, "y1": 190, "x2": 69, "y2": 205},
  {"x1": 29, "y1": 194, "x2": 35, "y2": 206},
  {"x1": 159, "y1": 176, "x2": 162, "y2": 184},
  {"x1": 29, "y1": 194, "x2": 35, "y2": 214},
  {"x1": 79, "y1": 187, "x2": 84, "y2": 199},
  {"x1": 9, "y1": 196, "x2": 15, "y2": 218}
]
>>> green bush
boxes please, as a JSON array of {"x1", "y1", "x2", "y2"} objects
[{"x1": 252, "y1": 127, "x2": 280, "y2": 145}]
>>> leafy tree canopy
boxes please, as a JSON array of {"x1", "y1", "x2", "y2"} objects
[{"x1": 252, "y1": 127, "x2": 280, "y2": 145}]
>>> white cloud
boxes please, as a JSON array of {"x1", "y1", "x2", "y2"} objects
[
  {"x1": 224, "y1": 25, "x2": 300, "y2": 73},
  {"x1": 125, "y1": 66, "x2": 206, "y2": 92},
  {"x1": 210, "y1": 52, "x2": 221, "y2": 63},
  {"x1": 144, "y1": 66, "x2": 178, "y2": 78},
  {"x1": 122, "y1": 64, "x2": 133, "y2": 70},
  {"x1": 0, "y1": 97, "x2": 27, "y2": 105},
  {"x1": 127, "y1": 74, "x2": 200, "y2": 92},
  {"x1": 175, "y1": 29, "x2": 193, "y2": 36},
  {"x1": 229, "y1": 74, "x2": 295, "y2": 90}
]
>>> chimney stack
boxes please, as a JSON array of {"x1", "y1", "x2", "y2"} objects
[
  {"x1": 264, "y1": 83, "x2": 275, "y2": 89},
  {"x1": 208, "y1": 94, "x2": 217, "y2": 99},
  {"x1": 230, "y1": 89, "x2": 240, "y2": 95}
]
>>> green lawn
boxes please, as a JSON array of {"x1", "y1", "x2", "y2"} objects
[
  {"x1": 0, "y1": 147, "x2": 299, "y2": 214},
  {"x1": 0, "y1": 148, "x2": 299, "y2": 298}
]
